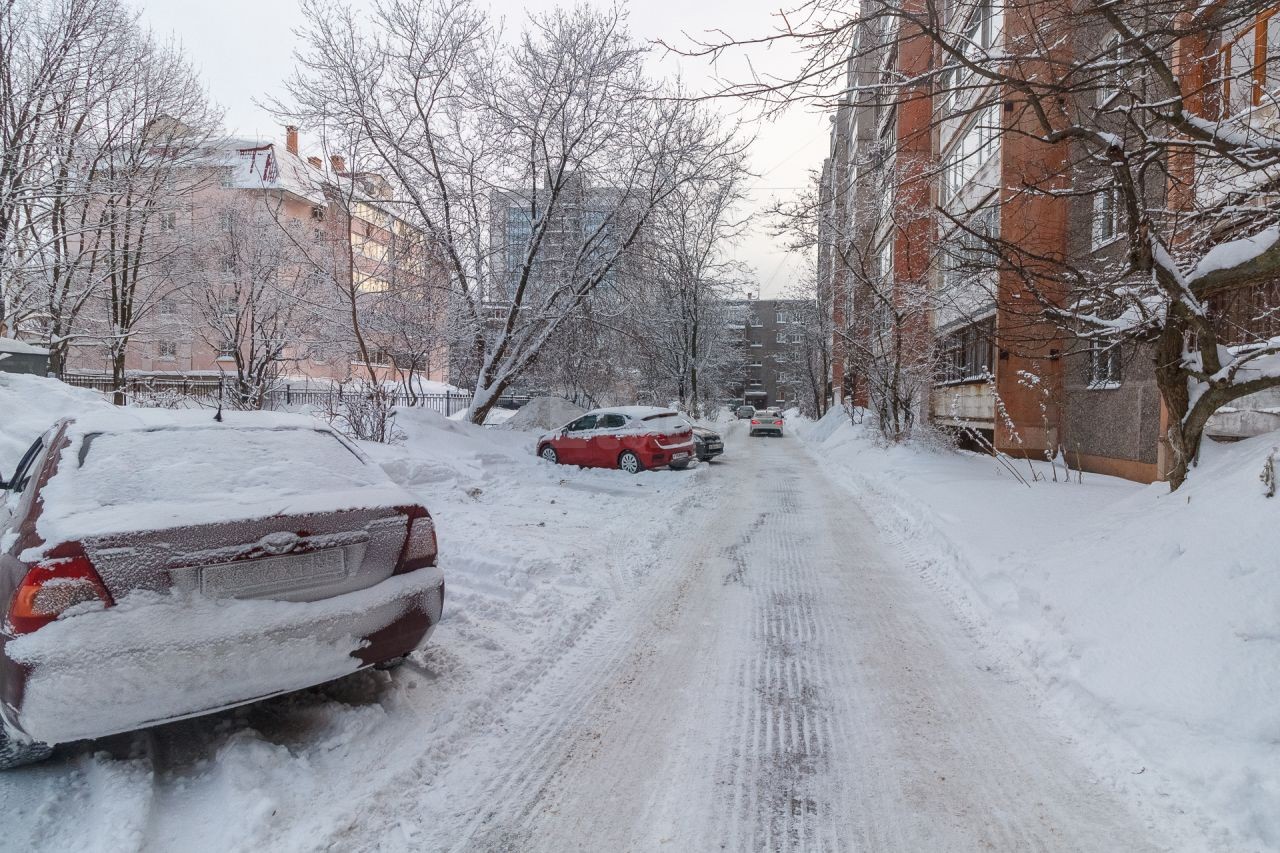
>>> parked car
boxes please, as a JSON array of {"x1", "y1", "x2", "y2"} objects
[
  {"x1": 749, "y1": 413, "x2": 785, "y2": 437},
  {"x1": 0, "y1": 410, "x2": 444, "y2": 769},
  {"x1": 690, "y1": 425, "x2": 724, "y2": 462},
  {"x1": 537, "y1": 407, "x2": 695, "y2": 473},
  {"x1": 765, "y1": 406, "x2": 784, "y2": 417},
  {"x1": 735, "y1": 405, "x2": 756, "y2": 419}
]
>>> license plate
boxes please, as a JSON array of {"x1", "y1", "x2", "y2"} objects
[
  {"x1": 201, "y1": 548, "x2": 347, "y2": 599},
  {"x1": 674, "y1": 451, "x2": 689, "y2": 459}
]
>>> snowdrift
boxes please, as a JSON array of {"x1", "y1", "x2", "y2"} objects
[
  {"x1": 498, "y1": 396, "x2": 585, "y2": 431},
  {"x1": 800, "y1": 409, "x2": 1280, "y2": 851}
]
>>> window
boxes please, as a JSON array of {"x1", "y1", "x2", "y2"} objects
[
  {"x1": 597, "y1": 414, "x2": 626, "y2": 430},
  {"x1": 788, "y1": 333, "x2": 802, "y2": 344},
  {"x1": 939, "y1": 0, "x2": 996, "y2": 112},
  {"x1": 1097, "y1": 34, "x2": 1125, "y2": 106},
  {"x1": 220, "y1": 254, "x2": 236, "y2": 274},
  {"x1": 776, "y1": 311, "x2": 789, "y2": 324},
  {"x1": 219, "y1": 211, "x2": 234, "y2": 232},
  {"x1": 158, "y1": 298, "x2": 177, "y2": 316},
  {"x1": 936, "y1": 317, "x2": 996, "y2": 384},
  {"x1": 566, "y1": 414, "x2": 598, "y2": 432},
  {"x1": 1222, "y1": 10, "x2": 1280, "y2": 116},
  {"x1": 218, "y1": 295, "x2": 237, "y2": 316},
  {"x1": 748, "y1": 362, "x2": 763, "y2": 368},
  {"x1": 750, "y1": 341, "x2": 763, "y2": 348},
  {"x1": 1092, "y1": 185, "x2": 1120, "y2": 248},
  {"x1": 218, "y1": 168, "x2": 234, "y2": 188},
  {"x1": 310, "y1": 206, "x2": 325, "y2": 221},
  {"x1": 217, "y1": 338, "x2": 236, "y2": 360},
  {"x1": 159, "y1": 212, "x2": 177, "y2": 232},
  {"x1": 941, "y1": 103, "x2": 1001, "y2": 206},
  {"x1": 777, "y1": 331, "x2": 787, "y2": 343},
  {"x1": 157, "y1": 340, "x2": 177, "y2": 359},
  {"x1": 1087, "y1": 338, "x2": 1122, "y2": 387},
  {"x1": 941, "y1": 206, "x2": 999, "y2": 292}
]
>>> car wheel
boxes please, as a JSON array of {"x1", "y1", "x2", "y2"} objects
[
  {"x1": 618, "y1": 450, "x2": 642, "y2": 474},
  {"x1": 0, "y1": 729, "x2": 52, "y2": 771},
  {"x1": 539, "y1": 445, "x2": 558, "y2": 464}
]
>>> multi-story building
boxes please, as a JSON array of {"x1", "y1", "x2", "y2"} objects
[
  {"x1": 67, "y1": 126, "x2": 449, "y2": 391},
  {"x1": 820, "y1": 1, "x2": 1280, "y2": 483},
  {"x1": 726, "y1": 298, "x2": 816, "y2": 409}
]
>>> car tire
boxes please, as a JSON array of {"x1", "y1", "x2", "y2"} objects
[
  {"x1": 539, "y1": 445, "x2": 558, "y2": 464},
  {"x1": 618, "y1": 450, "x2": 643, "y2": 474},
  {"x1": 0, "y1": 729, "x2": 52, "y2": 771}
]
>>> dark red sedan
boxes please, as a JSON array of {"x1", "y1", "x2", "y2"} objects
[
  {"x1": 0, "y1": 410, "x2": 443, "y2": 768},
  {"x1": 537, "y1": 407, "x2": 696, "y2": 473}
]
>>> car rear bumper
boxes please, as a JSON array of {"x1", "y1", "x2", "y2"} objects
[
  {"x1": 0, "y1": 568, "x2": 444, "y2": 746},
  {"x1": 751, "y1": 425, "x2": 783, "y2": 434},
  {"x1": 695, "y1": 443, "x2": 724, "y2": 460}
]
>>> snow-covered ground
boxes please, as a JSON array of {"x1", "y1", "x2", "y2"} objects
[
  {"x1": 1, "y1": 373, "x2": 1270, "y2": 851},
  {"x1": 798, "y1": 409, "x2": 1280, "y2": 852}
]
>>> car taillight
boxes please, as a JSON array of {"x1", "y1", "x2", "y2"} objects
[
  {"x1": 774, "y1": 420, "x2": 782, "y2": 425},
  {"x1": 394, "y1": 505, "x2": 437, "y2": 574},
  {"x1": 8, "y1": 547, "x2": 113, "y2": 635},
  {"x1": 751, "y1": 419, "x2": 759, "y2": 424}
]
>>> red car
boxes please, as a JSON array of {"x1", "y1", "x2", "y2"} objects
[
  {"x1": 537, "y1": 407, "x2": 695, "y2": 473},
  {"x1": 0, "y1": 410, "x2": 443, "y2": 769}
]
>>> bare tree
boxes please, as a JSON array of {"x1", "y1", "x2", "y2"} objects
[
  {"x1": 283, "y1": 0, "x2": 748, "y2": 424},
  {"x1": 681, "y1": 0, "x2": 1280, "y2": 489},
  {"x1": 190, "y1": 194, "x2": 323, "y2": 408}
]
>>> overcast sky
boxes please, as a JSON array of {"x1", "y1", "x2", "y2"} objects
[{"x1": 137, "y1": 0, "x2": 829, "y2": 298}]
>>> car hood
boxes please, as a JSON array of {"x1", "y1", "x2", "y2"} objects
[{"x1": 691, "y1": 426, "x2": 720, "y2": 439}]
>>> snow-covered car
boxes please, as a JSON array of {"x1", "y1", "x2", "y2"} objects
[
  {"x1": 536, "y1": 407, "x2": 695, "y2": 473},
  {"x1": 749, "y1": 414, "x2": 785, "y2": 437},
  {"x1": 691, "y1": 425, "x2": 724, "y2": 462},
  {"x1": 0, "y1": 410, "x2": 444, "y2": 769}
]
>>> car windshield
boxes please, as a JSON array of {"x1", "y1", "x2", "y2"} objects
[{"x1": 72, "y1": 427, "x2": 380, "y2": 508}]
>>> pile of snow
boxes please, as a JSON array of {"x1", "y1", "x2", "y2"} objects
[
  {"x1": 799, "y1": 409, "x2": 1280, "y2": 851},
  {"x1": 498, "y1": 396, "x2": 585, "y2": 431},
  {"x1": 0, "y1": 338, "x2": 48, "y2": 355},
  {"x1": 0, "y1": 373, "x2": 108, "y2": 475}
]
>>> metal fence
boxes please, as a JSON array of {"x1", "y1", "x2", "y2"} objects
[{"x1": 57, "y1": 373, "x2": 529, "y2": 418}]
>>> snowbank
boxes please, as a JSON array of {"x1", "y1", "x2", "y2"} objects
[
  {"x1": 0, "y1": 338, "x2": 48, "y2": 355},
  {"x1": 498, "y1": 395, "x2": 585, "y2": 431},
  {"x1": 799, "y1": 409, "x2": 1280, "y2": 851}
]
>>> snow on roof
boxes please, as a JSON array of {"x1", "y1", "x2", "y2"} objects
[
  {"x1": 589, "y1": 406, "x2": 679, "y2": 419},
  {"x1": 23, "y1": 409, "x2": 415, "y2": 554},
  {"x1": 0, "y1": 338, "x2": 49, "y2": 355},
  {"x1": 218, "y1": 137, "x2": 328, "y2": 206}
]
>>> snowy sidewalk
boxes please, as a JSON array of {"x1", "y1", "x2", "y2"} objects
[{"x1": 798, "y1": 409, "x2": 1280, "y2": 852}]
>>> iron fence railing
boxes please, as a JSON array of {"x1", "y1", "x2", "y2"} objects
[{"x1": 57, "y1": 373, "x2": 529, "y2": 418}]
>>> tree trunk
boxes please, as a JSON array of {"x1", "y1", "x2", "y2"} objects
[{"x1": 111, "y1": 348, "x2": 127, "y2": 407}]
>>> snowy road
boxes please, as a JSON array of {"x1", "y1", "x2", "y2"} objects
[
  {"x1": 2, "y1": 418, "x2": 1178, "y2": 852},
  {"x1": 337, "y1": 423, "x2": 1172, "y2": 851}
]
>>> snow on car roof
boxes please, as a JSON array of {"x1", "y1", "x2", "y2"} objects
[
  {"x1": 588, "y1": 406, "x2": 679, "y2": 419},
  {"x1": 22, "y1": 410, "x2": 414, "y2": 558}
]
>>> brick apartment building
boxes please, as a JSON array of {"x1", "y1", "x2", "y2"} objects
[{"x1": 820, "y1": 1, "x2": 1280, "y2": 483}]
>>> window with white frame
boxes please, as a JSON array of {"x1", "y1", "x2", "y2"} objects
[
  {"x1": 940, "y1": 0, "x2": 996, "y2": 112},
  {"x1": 1097, "y1": 34, "x2": 1125, "y2": 106},
  {"x1": 776, "y1": 310, "x2": 789, "y2": 324},
  {"x1": 219, "y1": 211, "x2": 234, "y2": 232},
  {"x1": 158, "y1": 297, "x2": 176, "y2": 316},
  {"x1": 1087, "y1": 338, "x2": 1122, "y2": 387},
  {"x1": 941, "y1": 103, "x2": 1001, "y2": 207},
  {"x1": 1223, "y1": 9, "x2": 1280, "y2": 116},
  {"x1": 159, "y1": 212, "x2": 177, "y2": 232},
  {"x1": 217, "y1": 338, "x2": 236, "y2": 359},
  {"x1": 157, "y1": 340, "x2": 177, "y2": 359},
  {"x1": 788, "y1": 332, "x2": 802, "y2": 344},
  {"x1": 1092, "y1": 184, "x2": 1120, "y2": 248},
  {"x1": 941, "y1": 205, "x2": 999, "y2": 292},
  {"x1": 776, "y1": 331, "x2": 787, "y2": 343}
]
